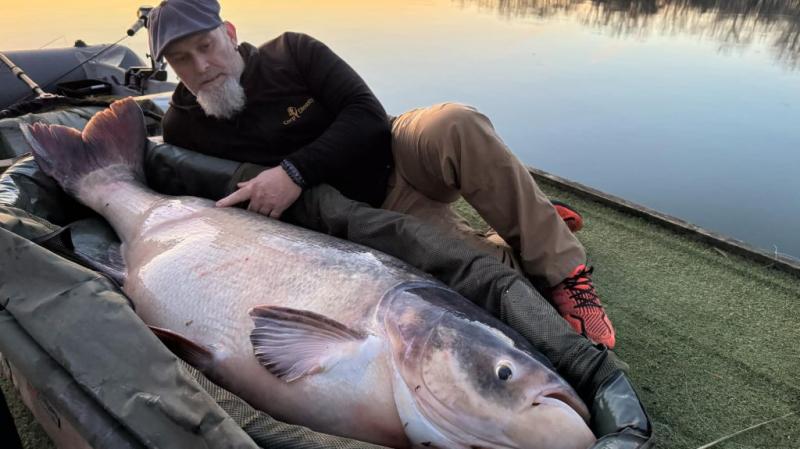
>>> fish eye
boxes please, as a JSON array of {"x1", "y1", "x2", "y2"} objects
[{"x1": 495, "y1": 362, "x2": 513, "y2": 381}]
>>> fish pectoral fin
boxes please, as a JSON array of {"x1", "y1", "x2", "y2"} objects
[
  {"x1": 249, "y1": 306, "x2": 367, "y2": 383},
  {"x1": 149, "y1": 325, "x2": 214, "y2": 374}
]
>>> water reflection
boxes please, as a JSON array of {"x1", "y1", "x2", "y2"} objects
[{"x1": 458, "y1": 0, "x2": 800, "y2": 68}]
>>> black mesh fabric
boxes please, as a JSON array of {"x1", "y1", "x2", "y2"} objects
[
  {"x1": 182, "y1": 361, "x2": 390, "y2": 449},
  {"x1": 283, "y1": 184, "x2": 628, "y2": 401}
]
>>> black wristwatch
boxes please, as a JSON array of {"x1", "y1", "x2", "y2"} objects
[{"x1": 280, "y1": 159, "x2": 307, "y2": 189}]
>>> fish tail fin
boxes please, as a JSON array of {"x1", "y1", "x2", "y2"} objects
[{"x1": 21, "y1": 97, "x2": 146, "y2": 195}]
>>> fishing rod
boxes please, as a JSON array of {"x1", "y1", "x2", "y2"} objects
[
  {"x1": 1, "y1": 34, "x2": 130, "y2": 107},
  {"x1": 0, "y1": 51, "x2": 57, "y2": 101},
  {"x1": 0, "y1": 49, "x2": 110, "y2": 121},
  {"x1": 123, "y1": 6, "x2": 170, "y2": 93},
  {"x1": 127, "y1": 6, "x2": 151, "y2": 37},
  {"x1": 1, "y1": 6, "x2": 158, "y2": 106}
]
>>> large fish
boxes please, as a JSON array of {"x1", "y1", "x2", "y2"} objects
[{"x1": 22, "y1": 98, "x2": 596, "y2": 449}]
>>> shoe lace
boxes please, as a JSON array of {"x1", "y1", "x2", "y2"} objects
[{"x1": 562, "y1": 266, "x2": 601, "y2": 309}]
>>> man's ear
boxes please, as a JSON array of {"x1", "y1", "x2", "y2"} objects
[{"x1": 224, "y1": 21, "x2": 238, "y2": 45}]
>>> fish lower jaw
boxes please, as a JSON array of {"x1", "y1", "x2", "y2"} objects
[
  {"x1": 391, "y1": 371, "x2": 465, "y2": 449},
  {"x1": 392, "y1": 379, "x2": 593, "y2": 449},
  {"x1": 508, "y1": 404, "x2": 596, "y2": 449}
]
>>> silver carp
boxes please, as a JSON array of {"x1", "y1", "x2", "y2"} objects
[{"x1": 23, "y1": 98, "x2": 596, "y2": 449}]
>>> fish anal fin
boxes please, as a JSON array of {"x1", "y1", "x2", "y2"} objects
[
  {"x1": 249, "y1": 306, "x2": 367, "y2": 383},
  {"x1": 149, "y1": 325, "x2": 214, "y2": 374}
]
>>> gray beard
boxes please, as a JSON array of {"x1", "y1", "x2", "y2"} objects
[{"x1": 196, "y1": 76, "x2": 246, "y2": 120}]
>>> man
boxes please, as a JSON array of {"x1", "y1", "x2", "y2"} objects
[{"x1": 147, "y1": 0, "x2": 616, "y2": 348}]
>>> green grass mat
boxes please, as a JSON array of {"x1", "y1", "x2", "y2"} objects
[
  {"x1": 530, "y1": 180, "x2": 799, "y2": 449},
  {"x1": 0, "y1": 376, "x2": 55, "y2": 449}
]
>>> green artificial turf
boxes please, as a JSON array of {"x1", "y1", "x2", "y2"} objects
[
  {"x1": 0, "y1": 375, "x2": 55, "y2": 449},
  {"x1": 461, "y1": 179, "x2": 800, "y2": 449}
]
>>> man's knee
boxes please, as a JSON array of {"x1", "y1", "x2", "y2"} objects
[{"x1": 421, "y1": 103, "x2": 489, "y2": 142}]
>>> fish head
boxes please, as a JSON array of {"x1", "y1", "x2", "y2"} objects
[{"x1": 381, "y1": 283, "x2": 596, "y2": 449}]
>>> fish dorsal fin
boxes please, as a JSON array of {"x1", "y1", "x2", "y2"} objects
[{"x1": 249, "y1": 306, "x2": 367, "y2": 383}]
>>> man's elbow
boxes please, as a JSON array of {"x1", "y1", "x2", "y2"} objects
[{"x1": 360, "y1": 104, "x2": 392, "y2": 147}]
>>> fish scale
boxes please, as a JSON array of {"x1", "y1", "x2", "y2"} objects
[{"x1": 125, "y1": 202, "x2": 417, "y2": 361}]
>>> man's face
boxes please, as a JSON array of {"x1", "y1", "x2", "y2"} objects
[
  {"x1": 163, "y1": 22, "x2": 246, "y2": 119},
  {"x1": 163, "y1": 23, "x2": 242, "y2": 96}
]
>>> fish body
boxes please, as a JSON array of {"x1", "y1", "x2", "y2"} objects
[{"x1": 23, "y1": 98, "x2": 596, "y2": 449}]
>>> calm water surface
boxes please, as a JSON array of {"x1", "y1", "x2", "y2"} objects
[{"x1": 3, "y1": 0, "x2": 799, "y2": 258}]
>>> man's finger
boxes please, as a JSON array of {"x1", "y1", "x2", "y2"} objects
[
  {"x1": 257, "y1": 205, "x2": 273, "y2": 217},
  {"x1": 216, "y1": 187, "x2": 251, "y2": 207},
  {"x1": 247, "y1": 197, "x2": 272, "y2": 215},
  {"x1": 269, "y1": 207, "x2": 284, "y2": 219}
]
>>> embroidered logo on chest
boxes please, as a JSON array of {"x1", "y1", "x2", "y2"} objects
[{"x1": 283, "y1": 98, "x2": 315, "y2": 125}]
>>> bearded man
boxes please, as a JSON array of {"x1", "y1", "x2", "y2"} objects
[{"x1": 147, "y1": 0, "x2": 616, "y2": 348}]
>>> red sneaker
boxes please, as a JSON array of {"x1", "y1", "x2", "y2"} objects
[
  {"x1": 551, "y1": 200, "x2": 583, "y2": 233},
  {"x1": 550, "y1": 264, "x2": 616, "y2": 348}
]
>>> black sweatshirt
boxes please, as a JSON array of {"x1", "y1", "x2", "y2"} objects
[{"x1": 162, "y1": 32, "x2": 393, "y2": 207}]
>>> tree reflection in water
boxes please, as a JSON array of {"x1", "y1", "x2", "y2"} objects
[{"x1": 457, "y1": 0, "x2": 800, "y2": 68}]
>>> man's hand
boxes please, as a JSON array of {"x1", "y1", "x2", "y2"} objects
[{"x1": 216, "y1": 166, "x2": 302, "y2": 218}]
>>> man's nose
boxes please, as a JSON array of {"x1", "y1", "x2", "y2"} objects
[{"x1": 193, "y1": 55, "x2": 210, "y2": 73}]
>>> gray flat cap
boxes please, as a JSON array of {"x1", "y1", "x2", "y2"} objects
[{"x1": 148, "y1": 0, "x2": 223, "y2": 61}]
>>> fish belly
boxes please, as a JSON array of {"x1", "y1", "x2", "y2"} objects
[{"x1": 121, "y1": 200, "x2": 416, "y2": 446}]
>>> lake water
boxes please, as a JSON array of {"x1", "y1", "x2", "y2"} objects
[{"x1": 3, "y1": 0, "x2": 799, "y2": 258}]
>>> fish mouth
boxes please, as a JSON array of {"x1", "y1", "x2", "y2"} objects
[{"x1": 528, "y1": 388, "x2": 591, "y2": 422}]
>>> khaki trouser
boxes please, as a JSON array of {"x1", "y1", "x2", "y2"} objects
[{"x1": 381, "y1": 103, "x2": 585, "y2": 286}]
